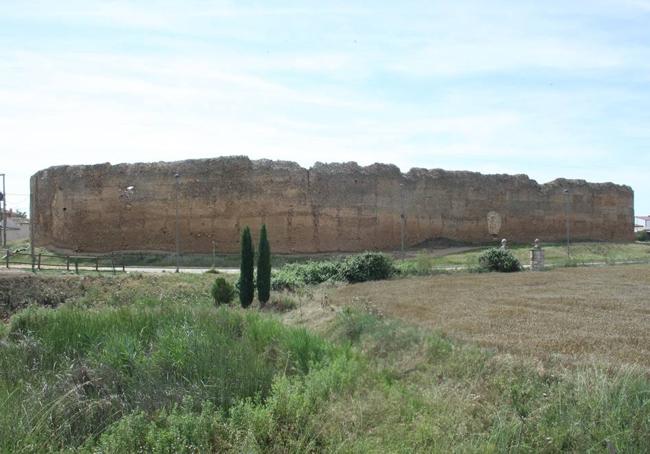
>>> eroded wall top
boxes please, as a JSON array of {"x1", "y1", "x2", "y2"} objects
[{"x1": 31, "y1": 156, "x2": 634, "y2": 253}]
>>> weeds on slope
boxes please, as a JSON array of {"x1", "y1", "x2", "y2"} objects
[
  {"x1": 0, "y1": 303, "x2": 357, "y2": 452},
  {"x1": 1, "y1": 292, "x2": 650, "y2": 452}
]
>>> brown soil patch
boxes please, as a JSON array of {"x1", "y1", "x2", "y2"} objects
[
  {"x1": 0, "y1": 272, "x2": 90, "y2": 319},
  {"x1": 328, "y1": 265, "x2": 650, "y2": 368}
]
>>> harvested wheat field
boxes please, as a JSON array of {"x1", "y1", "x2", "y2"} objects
[{"x1": 328, "y1": 264, "x2": 650, "y2": 368}]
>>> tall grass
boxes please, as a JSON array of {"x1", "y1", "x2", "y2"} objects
[{"x1": 0, "y1": 303, "x2": 350, "y2": 451}]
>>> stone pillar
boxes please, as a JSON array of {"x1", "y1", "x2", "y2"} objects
[{"x1": 530, "y1": 239, "x2": 544, "y2": 271}]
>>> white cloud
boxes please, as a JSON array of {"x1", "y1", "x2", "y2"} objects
[
  {"x1": 617, "y1": 0, "x2": 650, "y2": 11},
  {"x1": 1, "y1": 0, "x2": 649, "y2": 216},
  {"x1": 4, "y1": 1, "x2": 370, "y2": 30},
  {"x1": 390, "y1": 39, "x2": 625, "y2": 77}
]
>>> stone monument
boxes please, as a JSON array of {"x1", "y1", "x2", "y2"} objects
[{"x1": 530, "y1": 239, "x2": 544, "y2": 271}]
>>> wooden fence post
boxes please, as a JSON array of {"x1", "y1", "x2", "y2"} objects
[
  {"x1": 66, "y1": 256, "x2": 70, "y2": 271},
  {"x1": 111, "y1": 253, "x2": 115, "y2": 274},
  {"x1": 37, "y1": 253, "x2": 42, "y2": 270},
  {"x1": 75, "y1": 259, "x2": 79, "y2": 274},
  {"x1": 5, "y1": 249, "x2": 9, "y2": 268},
  {"x1": 122, "y1": 254, "x2": 126, "y2": 272},
  {"x1": 95, "y1": 257, "x2": 99, "y2": 272}
]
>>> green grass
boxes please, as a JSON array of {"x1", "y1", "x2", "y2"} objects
[
  {"x1": 0, "y1": 302, "x2": 354, "y2": 452},
  {"x1": 2, "y1": 269, "x2": 650, "y2": 451},
  {"x1": 398, "y1": 241, "x2": 650, "y2": 272},
  {"x1": 320, "y1": 308, "x2": 650, "y2": 452}
]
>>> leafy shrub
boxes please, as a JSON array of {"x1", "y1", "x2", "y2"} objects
[
  {"x1": 296, "y1": 261, "x2": 341, "y2": 284},
  {"x1": 636, "y1": 230, "x2": 649, "y2": 242},
  {"x1": 211, "y1": 277, "x2": 235, "y2": 305},
  {"x1": 272, "y1": 253, "x2": 396, "y2": 289},
  {"x1": 340, "y1": 252, "x2": 395, "y2": 283},
  {"x1": 271, "y1": 269, "x2": 302, "y2": 291},
  {"x1": 272, "y1": 261, "x2": 341, "y2": 291},
  {"x1": 93, "y1": 403, "x2": 224, "y2": 454},
  {"x1": 477, "y1": 248, "x2": 522, "y2": 272}
]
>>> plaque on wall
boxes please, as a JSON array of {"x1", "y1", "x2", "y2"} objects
[{"x1": 487, "y1": 211, "x2": 502, "y2": 236}]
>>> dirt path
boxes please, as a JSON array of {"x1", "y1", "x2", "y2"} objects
[{"x1": 327, "y1": 265, "x2": 650, "y2": 369}]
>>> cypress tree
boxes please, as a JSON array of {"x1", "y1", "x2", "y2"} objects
[
  {"x1": 257, "y1": 224, "x2": 271, "y2": 306},
  {"x1": 239, "y1": 226, "x2": 255, "y2": 308}
]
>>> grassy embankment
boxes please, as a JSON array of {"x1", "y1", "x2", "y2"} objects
[{"x1": 2, "y1": 267, "x2": 650, "y2": 452}]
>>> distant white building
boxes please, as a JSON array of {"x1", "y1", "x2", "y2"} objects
[{"x1": 635, "y1": 216, "x2": 650, "y2": 232}]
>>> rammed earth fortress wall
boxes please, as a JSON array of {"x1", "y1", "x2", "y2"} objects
[{"x1": 31, "y1": 157, "x2": 634, "y2": 254}]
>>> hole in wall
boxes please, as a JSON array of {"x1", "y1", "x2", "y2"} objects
[{"x1": 120, "y1": 185, "x2": 136, "y2": 201}]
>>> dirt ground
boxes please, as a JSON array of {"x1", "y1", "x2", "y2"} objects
[
  {"x1": 327, "y1": 264, "x2": 650, "y2": 369},
  {"x1": 0, "y1": 271, "x2": 90, "y2": 319}
]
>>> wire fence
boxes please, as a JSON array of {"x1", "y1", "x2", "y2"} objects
[
  {"x1": 3, "y1": 250, "x2": 125, "y2": 273},
  {"x1": 1, "y1": 248, "x2": 245, "y2": 273}
]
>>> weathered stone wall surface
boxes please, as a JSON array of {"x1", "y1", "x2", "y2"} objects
[{"x1": 31, "y1": 156, "x2": 634, "y2": 253}]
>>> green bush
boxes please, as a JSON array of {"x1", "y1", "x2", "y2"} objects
[
  {"x1": 294, "y1": 261, "x2": 341, "y2": 285},
  {"x1": 477, "y1": 248, "x2": 522, "y2": 272},
  {"x1": 271, "y1": 268, "x2": 301, "y2": 291},
  {"x1": 211, "y1": 277, "x2": 235, "y2": 305},
  {"x1": 340, "y1": 252, "x2": 395, "y2": 283},
  {"x1": 257, "y1": 224, "x2": 271, "y2": 306},
  {"x1": 271, "y1": 253, "x2": 396, "y2": 289},
  {"x1": 239, "y1": 226, "x2": 255, "y2": 308},
  {"x1": 271, "y1": 260, "x2": 341, "y2": 291},
  {"x1": 636, "y1": 230, "x2": 649, "y2": 242}
]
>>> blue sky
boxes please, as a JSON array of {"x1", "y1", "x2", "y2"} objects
[{"x1": 1, "y1": 0, "x2": 649, "y2": 218}]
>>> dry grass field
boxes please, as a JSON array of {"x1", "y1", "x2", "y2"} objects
[{"x1": 328, "y1": 264, "x2": 650, "y2": 369}]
